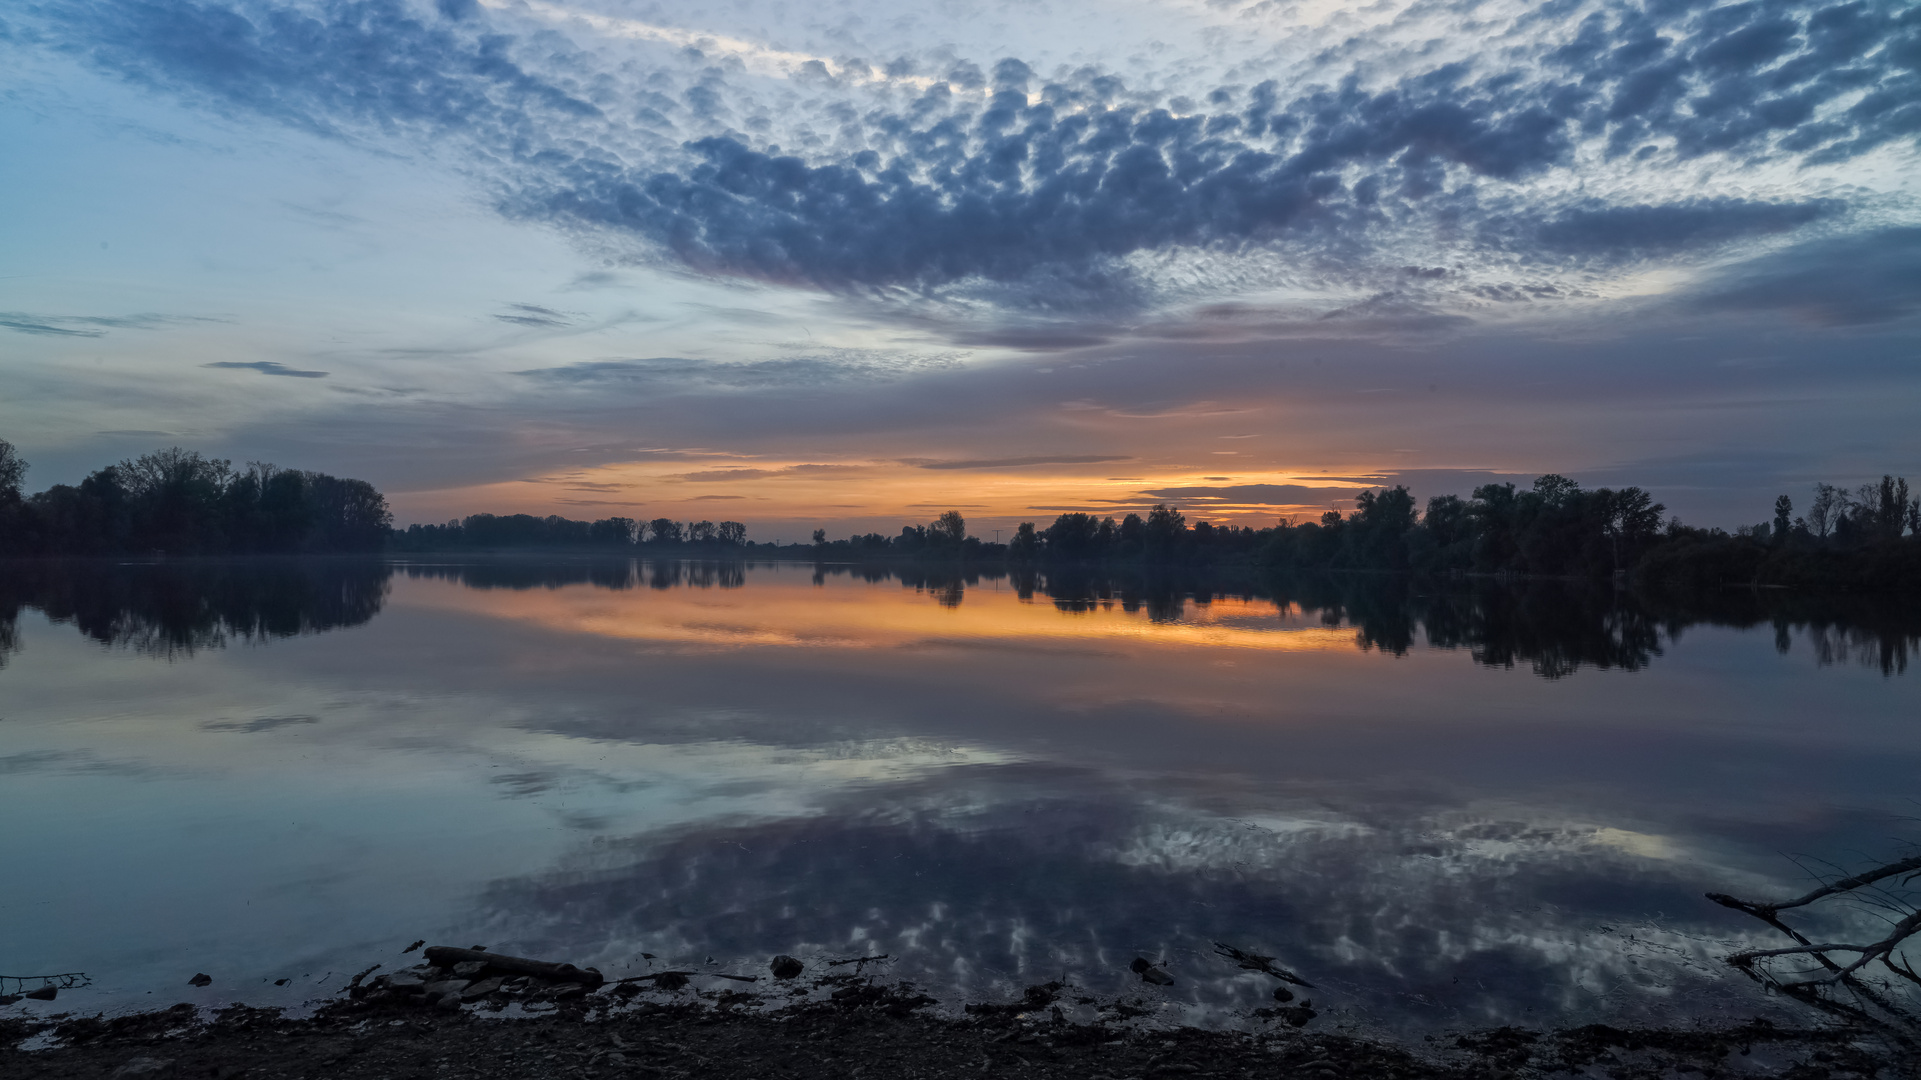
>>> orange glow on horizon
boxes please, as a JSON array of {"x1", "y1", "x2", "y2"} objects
[
  {"x1": 399, "y1": 563, "x2": 1363, "y2": 656},
  {"x1": 391, "y1": 456, "x2": 1373, "y2": 537}
]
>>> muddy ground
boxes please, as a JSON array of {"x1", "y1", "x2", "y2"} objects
[{"x1": 4, "y1": 975, "x2": 1913, "y2": 1080}]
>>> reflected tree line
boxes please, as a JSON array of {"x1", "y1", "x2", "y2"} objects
[
  {"x1": 1, "y1": 559, "x2": 1915, "y2": 676},
  {"x1": 810, "y1": 563, "x2": 1921, "y2": 677},
  {"x1": 0, "y1": 558, "x2": 391, "y2": 663},
  {"x1": 398, "y1": 559, "x2": 746, "y2": 591}
]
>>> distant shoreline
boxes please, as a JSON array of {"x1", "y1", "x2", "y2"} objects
[{"x1": 6, "y1": 544, "x2": 1920, "y2": 595}]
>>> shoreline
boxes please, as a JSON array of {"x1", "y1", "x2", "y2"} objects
[{"x1": 5, "y1": 981, "x2": 1907, "y2": 1080}]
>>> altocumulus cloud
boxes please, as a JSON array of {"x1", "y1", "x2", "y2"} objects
[{"x1": 29, "y1": 0, "x2": 1921, "y2": 306}]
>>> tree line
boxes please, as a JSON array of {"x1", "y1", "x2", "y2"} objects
[
  {"x1": 5, "y1": 436, "x2": 1915, "y2": 590},
  {"x1": 0, "y1": 439, "x2": 390, "y2": 556},
  {"x1": 809, "y1": 473, "x2": 1921, "y2": 591},
  {"x1": 390, "y1": 514, "x2": 748, "y2": 551}
]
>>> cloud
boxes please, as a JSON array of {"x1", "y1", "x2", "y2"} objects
[
  {"x1": 675, "y1": 464, "x2": 864, "y2": 482},
  {"x1": 690, "y1": 494, "x2": 747, "y2": 500},
  {"x1": 493, "y1": 302, "x2": 572, "y2": 327},
  {"x1": 203, "y1": 360, "x2": 329, "y2": 378},
  {"x1": 919, "y1": 454, "x2": 1132, "y2": 470},
  {"x1": 516, "y1": 352, "x2": 960, "y2": 389},
  {"x1": 1138, "y1": 484, "x2": 1358, "y2": 506},
  {"x1": 202, "y1": 714, "x2": 319, "y2": 733},
  {"x1": 34, "y1": 0, "x2": 1919, "y2": 309},
  {"x1": 1531, "y1": 198, "x2": 1842, "y2": 258},
  {"x1": 0, "y1": 311, "x2": 210, "y2": 336},
  {"x1": 1687, "y1": 226, "x2": 1921, "y2": 326},
  {"x1": 0, "y1": 315, "x2": 105, "y2": 337}
]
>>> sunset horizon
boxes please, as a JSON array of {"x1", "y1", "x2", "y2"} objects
[{"x1": 6, "y1": 0, "x2": 1917, "y2": 538}]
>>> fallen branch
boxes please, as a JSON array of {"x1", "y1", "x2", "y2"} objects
[
  {"x1": 1708, "y1": 850, "x2": 1921, "y2": 1010},
  {"x1": 421, "y1": 946, "x2": 603, "y2": 988},
  {"x1": 1709, "y1": 855, "x2": 1921, "y2": 920},
  {"x1": 0, "y1": 972, "x2": 91, "y2": 994},
  {"x1": 1728, "y1": 910, "x2": 1921, "y2": 986},
  {"x1": 826, "y1": 955, "x2": 891, "y2": 968},
  {"x1": 1212, "y1": 943, "x2": 1313, "y2": 988},
  {"x1": 614, "y1": 971, "x2": 758, "y2": 984}
]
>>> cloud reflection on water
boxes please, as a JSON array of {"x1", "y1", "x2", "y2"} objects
[
  {"x1": 472, "y1": 762, "x2": 1788, "y2": 1034},
  {"x1": 1, "y1": 557, "x2": 1918, "y2": 1032}
]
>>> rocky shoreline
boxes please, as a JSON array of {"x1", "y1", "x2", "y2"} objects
[{"x1": 4, "y1": 946, "x2": 1910, "y2": 1080}]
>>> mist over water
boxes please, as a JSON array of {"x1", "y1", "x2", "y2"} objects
[{"x1": 1, "y1": 558, "x2": 1916, "y2": 1036}]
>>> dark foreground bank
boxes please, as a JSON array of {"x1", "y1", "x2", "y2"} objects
[{"x1": 5, "y1": 986, "x2": 1910, "y2": 1080}]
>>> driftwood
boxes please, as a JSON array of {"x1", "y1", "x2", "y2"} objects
[
  {"x1": 1212, "y1": 943, "x2": 1313, "y2": 988},
  {"x1": 614, "y1": 971, "x2": 759, "y2": 984},
  {"x1": 1, "y1": 972, "x2": 90, "y2": 995},
  {"x1": 1708, "y1": 853, "x2": 1921, "y2": 988},
  {"x1": 1707, "y1": 849, "x2": 1921, "y2": 1047},
  {"x1": 421, "y1": 946, "x2": 604, "y2": 988},
  {"x1": 826, "y1": 954, "x2": 891, "y2": 968}
]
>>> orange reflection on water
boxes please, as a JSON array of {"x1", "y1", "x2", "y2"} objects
[{"x1": 398, "y1": 562, "x2": 1360, "y2": 655}]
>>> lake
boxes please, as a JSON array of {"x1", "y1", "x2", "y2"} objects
[{"x1": 2, "y1": 558, "x2": 1917, "y2": 1036}]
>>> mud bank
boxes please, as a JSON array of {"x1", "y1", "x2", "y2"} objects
[{"x1": 4, "y1": 986, "x2": 1908, "y2": 1080}]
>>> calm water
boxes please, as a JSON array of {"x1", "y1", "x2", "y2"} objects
[{"x1": 2, "y1": 558, "x2": 1917, "y2": 1035}]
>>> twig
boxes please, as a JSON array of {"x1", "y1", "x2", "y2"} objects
[
  {"x1": 826, "y1": 955, "x2": 891, "y2": 967},
  {"x1": 1729, "y1": 910, "x2": 1921, "y2": 986},
  {"x1": 1211, "y1": 943, "x2": 1313, "y2": 988}
]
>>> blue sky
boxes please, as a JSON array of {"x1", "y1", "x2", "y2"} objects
[{"x1": 2, "y1": 0, "x2": 1917, "y2": 534}]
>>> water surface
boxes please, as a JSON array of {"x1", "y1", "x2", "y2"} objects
[{"x1": 2, "y1": 559, "x2": 1917, "y2": 1035}]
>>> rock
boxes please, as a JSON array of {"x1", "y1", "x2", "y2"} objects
[
  {"x1": 273, "y1": 979, "x2": 290, "y2": 987},
  {"x1": 1129, "y1": 957, "x2": 1151, "y2": 974},
  {"x1": 387, "y1": 972, "x2": 425, "y2": 991},
  {"x1": 422, "y1": 980, "x2": 468, "y2": 998},
  {"x1": 460, "y1": 977, "x2": 504, "y2": 1001},
  {"x1": 0, "y1": 995, "x2": 19, "y2": 1006},
  {"x1": 24, "y1": 986, "x2": 58, "y2": 1001},
  {"x1": 188, "y1": 973, "x2": 212, "y2": 988},
  {"x1": 612, "y1": 983, "x2": 642, "y2": 998},
  {"x1": 110, "y1": 1057, "x2": 174, "y2": 1080},
  {"x1": 1140, "y1": 967, "x2": 1175, "y2": 986},
  {"x1": 451, "y1": 961, "x2": 489, "y2": 978},
  {"x1": 652, "y1": 972, "x2": 688, "y2": 992},
  {"x1": 769, "y1": 955, "x2": 805, "y2": 980},
  {"x1": 550, "y1": 983, "x2": 586, "y2": 1000},
  {"x1": 1277, "y1": 1005, "x2": 1317, "y2": 1027},
  {"x1": 433, "y1": 992, "x2": 463, "y2": 1012},
  {"x1": 1272, "y1": 986, "x2": 1294, "y2": 1003}
]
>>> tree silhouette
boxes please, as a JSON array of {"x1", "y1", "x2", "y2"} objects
[{"x1": 931, "y1": 510, "x2": 967, "y2": 547}]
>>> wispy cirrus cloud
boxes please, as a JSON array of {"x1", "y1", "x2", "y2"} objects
[
  {"x1": 918, "y1": 455, "x2": 1132, "y2": 471},
  {"x1": 515, "y1": 352, "x2": 961, "y2": 389},
  {"x1": 203, "y1": 360, "x2": 329, "y2": 378},
  {"x1": 1, "y1": 311, "x2": 216, "y2": 336}
]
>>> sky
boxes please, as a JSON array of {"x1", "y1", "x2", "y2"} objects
[{"x1": 1, "y1": 0, "x2": 1917, "y2": 537}]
